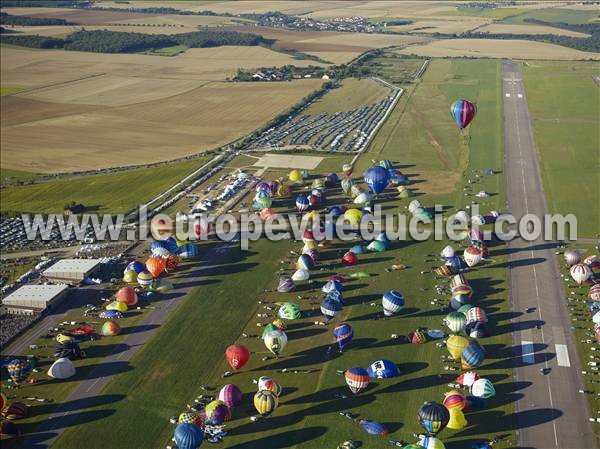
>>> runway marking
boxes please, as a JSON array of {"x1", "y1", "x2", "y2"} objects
[
  {"x1": 518, "y1": 93, "x2": 523, "y2": 99},
  {"x1": 85, "y1": 377, "x2": 102, "y2": 393},
  {"x1": 506, "y1": 93, "x2": 511, "y2": 97},
  {"x1": 556, "y1": 344, "x2": 571, "y2": 367},
  {"x1": 521, "y1": 341, "x2": 535, "y2": 364}
]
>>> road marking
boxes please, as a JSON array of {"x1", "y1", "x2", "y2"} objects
[
  {"x1": 85, "y1": 377, "x2": 102, "y2": 392},
  {"x1": 506, "y1": 93, "x2": 511, "y2": 97},
  {"x1": 517, "y1": 93, "x2": 523, "y2": 99},
  {"x1": 556, "y1": 344, "x2": 571, "y2": 367},
  {"x1": 521, "y1": 341, "x2": 535, "y2": 364}
]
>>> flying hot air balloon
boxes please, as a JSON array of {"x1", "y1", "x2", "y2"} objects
[
  {"x1": 450, "y1": 99, "x2": 476, "y2": 130},
  {"x1": 345, "y1": 367, "x2": 370, "y2": 394},
  {"x1": 225, "y1": 344, "x2": 250, "y2": 370}
]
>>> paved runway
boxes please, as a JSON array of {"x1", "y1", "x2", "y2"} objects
[{"x1": 502, "y1": 60, "x2": 596, "y2": 448}]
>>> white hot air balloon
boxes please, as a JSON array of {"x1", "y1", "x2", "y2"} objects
[
  {"x1": 463, "y1": 246, "x2": 483, "y2": 267},
  {"x1": 570, "y1": 263, "x2": 592, "y2": 285},
  {"x1": 564, "y1": 249, "x2": 581, "y2": 266},
  {"x1": 408, "y1": 200, "x2": 422, "y2": 214},
  {"x1": 292, "y1": 269, "x2": 310, "y2": 281},
  {"x1": 48, "y1": 357, "x2": 76, "y2": 379},
  {"x1": 441, "y1": 245, "x2": 455, "y2": 259},
  {"x1": 454, "y1": 210, "x2": 470, "y2": 225}
]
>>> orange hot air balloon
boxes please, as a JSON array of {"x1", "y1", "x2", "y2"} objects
[
  {"x1": 115, "y1": 287, "x2": 138, "y2": 306},
  {"x1": 164, "y1": 253, "x2": 180, "y2": 272},
  {"x1": 225, "y1": 344, "x2": 250, "y2": 370},
  {"x1": 146, "y1": 257, "x2": 166, "y2": 278}
]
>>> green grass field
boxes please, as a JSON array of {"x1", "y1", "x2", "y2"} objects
[
  {"x1": 522, "y1": 61, "x2": 599, "y2": 238},
  {"x1": 304, "y1": 78, "x2": 390, "y2": 115},
  {"x1": 436, "y1": 7, "x2": 528, "y2": 19},
  {"x1": 0, "y1": 157, "x2": 209, "y2": 215},
  {"x1": 502, "y1": 7, "x2": 600, "y2": 25},
  {"x1": 0, "y1": 86, "x2": 25, "y2": 96},
  {"x1": 44, "y1": 59, "x2": 516, "y2": 449},
  {"x1": 143, "y1": 44, "x2": 188, "y2": 56},
  {"x1": 0, "y1": 168, "x2": 47, "y2": 185},
  {"x1": 365, "y1": 56, "x2": 426, "y2": 87}
]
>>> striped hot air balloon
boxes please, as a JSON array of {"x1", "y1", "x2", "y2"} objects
[
  {"x1": 218, "y1": 384, "x2": 242, "y2": 408},
  {"x1": 263, "y1": 330, "x2": 288, "y2": 356},
  {"x1": 258, "y1": 376, "x2": 282, "y2": 397},
  {"x1": 461, "y1": 344, "x2": 485, "y2": 370},
  {"x1": 471, "y1": 378, "x2": 495, "y2": 399},
  {"x1": 408, "y1": 329, "x2": 427, "y2": 344},
  {"x1": 7, "y1": 359, "x2": 31, "y2": 383},
  {"x1": 333, "y1": 323, "x2": 354, "y2": 350},
  {"x1": 465, "y1": 307, "x2": 488, "y2": 324},
  {"x1": 589, "y1": 284, "x2": 600, "y2": 301},
  {"x1": 456, "y1": 371, "x2": 480, "y2": 387},
  {"x1": 321, "y1": 295, "x2": 343, "y2": 321},
  {"x1": 418, "y1": 401, "x2": 450, "y2": 434},
  {"x1": 360, "y1": 419, "x2": 389, "y2": 435},
  {"x1": 101, "y1": 320, "x2": 121, "y2": 336},
  {"x1": 451, "y1": 99, "x2": 476, "y2": 130},
  {"x1": 277, "y1": 276, "x2": 295, "y2": 293},
  {"x1": 571, "y1": 263, "x2": 592, "y2": 284},
  {"x1": 444, "y1": 312, "x2": 467, "y2": 334},
  {"x1": 254, "y1": 390, "x2": 278, "y2": 417},
  {"x1": 345, "y1": 367, "x2": 370, "y2": 394},
  {"x1": 382, "y1": 290, "x2": 404, "y2": 316},
  {"x1": 277, "y1": 302, "x2": 301, "y2": 320},
  {"x1": 443, "y1": 390, "x2": 467, "y2": 411},
  {"x1": 295, "y1": 194, "x2": 310, "y2": 213}
]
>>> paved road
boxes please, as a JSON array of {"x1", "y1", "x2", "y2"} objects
[
  {"x1": 20, "y1": 240, "x2": 235, "y2": 449},
  {"x1": 502, "y1": 60, "x2": 596, "y2": 448}
]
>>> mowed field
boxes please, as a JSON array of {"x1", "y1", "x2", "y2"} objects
[
  {"x1": 522, "y1": 61, "x2": 600, "y2": 238},
  {"x1": 397, "y1": 39, "x2": 600, "y2": 60},
  {"x1": 49, "y1": 59, "x2": 513, "y2": 446},
  {"x1": 1, "y1": 45, "x2": 325, "y2": 172},
  {"x1": 303, "y1": 78, "x2": 390, "y2": 115},
  {"x1": 477, "y1": 23, "x2": 591, "y2": 38}
]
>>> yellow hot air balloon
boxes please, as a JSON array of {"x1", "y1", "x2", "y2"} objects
[
  {"x1": 446, "y1": 335, "x2": 470, "y2": 361},
  {"x1": 106, "y1": 300, "x2": 128, "y2": 313},
  {"x1": 344, "y1": 209, "x2": 362, "y2": 226},
  {"x1": 56, "y1": 333, "x2": 73, "y2": 344},
  {"x1": 289, "y1": 170, "x2": 302, "y2": 184},
  {"x1": 277, "y1": 183, "x2": 291, "y2": 197},
  {"x1": 254, "y1": 390, "x2": 278, "y2": 416},
  {"x1": 447, "y1": 408, "x2": 468, "y2": 430},
  {"x1": 303, "y1": 241, "x2": 317, "y2": 252},
  {"x1": 123, "y1": 269, "x2": 137, "y2": 284}
]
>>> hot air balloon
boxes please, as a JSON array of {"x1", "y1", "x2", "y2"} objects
[
  {"x1": 225, "y1": 344, "x2": 250, "y2": 371},
  {"x1": 334, "y1": 323, "x2": 353, "y2": 350},
  {"x1": 345, "y1": 367, "x2": 370, "y2": 394},
  {"x1": 456, "y1": 371, "x2": 480, "y2": 387},
  {"x1": 466, "y1": 321, "x2": 489, "y2": 339},
  {"x1": 344, "y1": 209, "x2": 362, "y2": 226},
  {"x1": 102, "y1": 320, "x2": 121, "y2": 336},
  {"x1": 418, "y1": 401, "x2": 450, "y2": 434},
  {"x1": 54, "y1": 340, "x2": 84, "y2": 360},
  {"x1": 55, "y1": 333, "x2": 73, "y2": 344},
  {"x1": 259, "y1": 207, "x2": 275, "y2": 221},
  {"x1": 152, "y1": 246, "x2": 170, "y2": 258},
  {"x1": 289, "y1": 169, "x2": 302, "y2": 183},
  {"x1": 277, "y1": 276, "x2": 295, "y2": 293},
  {"x1": 272, "y1": 318, "x2": 287, "y2": 331},
  {"x1": 342, "y1": 164, "x2": 353, "y2": 177},
  {"x1": 360, "y1": 419, "x2": 389, "y2": 435},
  {"x1": 123, "y1": 269, "x2": 137, "y2": 284},
  {"x1": 379, "y1": 159, "x2": 393, "y2": 170},
  {"x1": 447, "y1": 408, "x2": 468, "y2": 430},
  {"x1": 292, "y1": 269, "x2": 310, "y2": 281},
  {"x1": 408, "y1": 329, "x2": 427, "y2": 344},
  {"x1": 254, "y1": 390, "x2": 278, "y2": 416},
  {"x1": 277, "y1": 302, "x2": 301, "y2": 320},
  {"x1": 451, "y1": 99, "x2": 476, "y2": 130},
  {"x1": 465, "y1": 307, "x2": 487, "y2": 324},
  {"x1": 106, "y1": 300, "x2": 127, "y2": 313},
  {"x1": 115, "y1": 287, "x2": 138, "y2": 306},
  {"x1": 463, "y1": 246, "x2": 483, "y2": 267},
  {"x1": 137, "y1": 271, "x2": 154, "y2": 287},
  {"x1": 1, "y1": 402, "x2": 28, "y2": 420},
  {"x1": 564, "y1": 249, "x2": 581, "y2": 266},
  {"x1": 7, "y1": 359, "x2": 31, "y2": 383},
  {"x1": 264, "y1": 330, "x2": 288, "y2": 355},
  {"x1": 471, "y1": 378, "x2": 495, "y2": 399},
  {"x1": 321, "y1": 296, "x2": 342, "y2": 321},
  {"x1": 296, "y1": 194, "x2": 310, "y2": 213},
  {"x1": 99, "y1": 310, "x2": 124, "y2": 319},
  {"x1": 380, "y1": 290, "x2": 404, "y2": 317},
  {"x1": 367, "y1": 359, "x2": 400, "y2": 378},
  {"x1": 443, "y1": 390, "x2": 467, "y2": 411},
  {"x1": 174, "y1": 423, "x2": 204, "y2": 449},
  {"x1": 341, "y1": 251, "x2": 358, "y2": 266},
  {"x1": 363, "y1": 166, "x2": 390, "y2": 195},
  {"x1": 461, "y1": 344, "x2": 485, "y2": 370},
  {"x1": 354, "y1": 192, "x2": 372, "y2": 205},
  {"x1": 179, "y1": 411, "x2": 203, "y2": 426},
  {"x1": 417, "y1": 435, "x2": 446, "y2": 449},
  {"x1": 589, "y1": 284, "x2": 600, "y2": 301},
  {"x1": 164, "y1": 253, "x2": 180, "y2": 272},
  {"x1": 571, "y1": 263, "x2": 592, "y2": 284},
  {"x1": 446, "y1": 335, "x2": 471, "y2": 361},
  {"x1": 341, "y1": 178, "x2": 354, "y2": 195},
  {"x1": 297, "y1": 254, "x2": 315, "y2": 271},
  {"x1": 146, "y1": 256, "x2": 166, "y2": 277},
  {"x1": 367, "y1": 240, "x2": 387, "y2": 252},
  {"x1": 204, "y1": 400, "x2": 230, "y2": 425},
  {"x1": 258, "y1": 376, "x2": 282, "y2": 396},
  {"x1": 444, "y1": 312, "x2": 467, "y2": 334},
  {"x1": 323, "y1": 280, "x2": 343, "y2": 294},
  {"x1": 47, "y1": 357, "x2": 75, "y2": 379}
]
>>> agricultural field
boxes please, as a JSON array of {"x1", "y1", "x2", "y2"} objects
[
  {"x1": 386, "y1": 19, "x2": 490, "y2": 35},
  {"x1": 434, "y1": 7, "x2": 529, "y2": 20},
  {"x1": 397, "y1": 39, "x2": 600, "y2": 60},
  {"x1": 502, "y1": 7, "x2": 600, "y2": 25},
  {"x1": 304, "y1": 78, "x2": 389, "y2": 115},
  {"x1": 477, "y1": 23, "x2": 591, "y2": 38},
  {"x1": 522, "y1": 60, "x2": 600, "y2": 238},
  {"x1": 0, "y1": 86, "x2": 24, "y2": 96},
  {"x1": 0, "y1": 157, "x2": 209, "y2": 215},
  {"x1": 361, "y1": 56, "x2": 425, "y2": 86}
]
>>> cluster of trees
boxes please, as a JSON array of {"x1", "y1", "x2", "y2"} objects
[
  {"x1": 0, "y1": 1, "x2": 89, "y2": 7},
  {"x1": 0, "y1": 12, "x2": 74, "y2": 26},
  {"x1": 1, "y1": 29, "x2": 268, "y2": 53},
  {"x1": 88, "y1": 6, "x2": 231, "y2": 17},
  {"x1": 0, "y1": 26, "x2": 18, "y2": 34}
]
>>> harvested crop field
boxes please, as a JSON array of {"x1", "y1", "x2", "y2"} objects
[
  {"x1": 1, "y1": 79, "x2": 323, "y2": 173},
  {"x1": 477, "y1": 23, "x2": 591, "y2": 38},
  {"x1": 398, "y1": 39, "x2": 600, "y2": 60},
  {"x1": 387, "y1": 19, "x2": 490, "y2": 34},
  {"x1": 2, "y1": 7, "x2": 157, "y2": 25}
]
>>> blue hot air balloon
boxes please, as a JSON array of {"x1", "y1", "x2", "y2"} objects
[
  {"x1": 322, "y1": 280, "x2": 343, "y2": 294},
  {"x1": 295, "y1": 194, "x2": 310, "y2": 213},
  {"x1": 321, "y1": 295, "x2": 342, "y2": 321},
  {"x1": 382, "y1": 290, "x2": 404, "y2": 317},
  {"x1": 333, "y1": 323, "x2": 353, "y2": 350},
  {"x1": 174, "y1": 423, "x2": 204, "y2": 449},
  {"x1": 461, "y1": 344, "x2": 485, "y2": 369},
  {"x1": 363, "y1": 166, "x2": 390, "y2": 195},
  {"x1": 360, "y1": 419, "x2": 390, "y2": 435},
  {"x1": 367, "y1": 359, "x2": 400, "y2": 378},
  {"x1": 451, "y1": 99, "x2": 477, "y2": 130}
]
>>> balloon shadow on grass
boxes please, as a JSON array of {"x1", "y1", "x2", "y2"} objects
[{"x1": 228, "y1": 426, "x2": 327, "y2": 447}]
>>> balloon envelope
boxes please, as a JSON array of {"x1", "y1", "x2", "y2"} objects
[
  {"x1": 382, "y1": 291, "x2": 404, "y2": 316},
  {"x1": 360, "y1": 419, "x2": 389, "y2": 435},
  {"x1": 363, "y1": 166, "x2": 390, "y2": 194},
  {"x1": 225, "y1": 344, "x2": 250, "y2": 370},
  {"x1": 333, "y1": 323, "x2": 353, "y2": 350},
  {"x1": 367, "y1": 359, "x2": 400, "y2": 378},
  {"x1": 345, "y1": 367, "x2": 370, "y2": 394},
  {"x1": 418, "y1": 401, "x2": 450, "y2": 434},
  {"x1": 174, "y1": 423, "x2": 204, "y2": 449},
  {"x1": 451, "y1": 99, "x2": 476, "y2": 129}
]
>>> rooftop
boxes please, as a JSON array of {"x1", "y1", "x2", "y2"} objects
[
  {"x1": 43, "y1": 259, "x2": 102, "y2": 276},
  {"x1": 2, "y1": 284, "x2": 69, "y2": 305}
]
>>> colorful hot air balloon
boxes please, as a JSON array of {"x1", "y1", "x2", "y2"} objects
[
  {"x1": 99, "y1": 310, "x2": 124, "y2": 319},
  {"x1": 106, "y1": 300, "x2": 127, "y2": 313},
  {"x1": 382, "y1": 290, "x2": 404, "y2": 316},
  {"x1": 571, "y1": 263, "x2": 592, "y2": 284},
  {"x1": 440, "y1": 245, "x2": 455, "y2": 258},
  {"x1": 164, "y1": 253, "x2": 180, "y2": 272},
  {"x1": 174, "y1": 423, "x2": 204, "y2": 449},
  {"x1": 446, "y1": 335, "x2": 471, "y2": 361},
  {"x1": 363, "y1": 166, "x2": 390, "y2": 195},
  {"x1": 461, "y1": 344, "x2": 485, "y2": 370},
  {"x1": 123, "y1": 269, "x2": 137, "y2": 284},
  {"x1": 333, "y1": 323, "x2": 353, "y2": 350},
  {"x1": 137, "y1": 271, "x2": 154, "y2": 287},
  {"x1": 465, "y1": 307, "x2": 487, "y2": 324},
  {"x1": 296, "y1": 194, "x2": 310, "y2": 213},
  {"x1": 342, "y1": 163, "x2": 353, "y2": 177},
  {"x1": 115, "y1": 287, "x2": 138, "y2": 306},
  {"x1": 264, "y1": 330, "x2": 288, "y2": 355},
  {"x1": 443, "y1": 390, "x2": 467, "y2": 411},
  {"x1": 408, "y1": 329, "x2": 427, "y2": 344},
  {"x1": 344, "y1": 208, "x2": 362, "y2": 226},
  {"x1": 417, "y1": 435, "x2": 446, "y2": 449},
  {"x1": 258, "y1": 376, "x2": 282, "y2": 396},
  {"x1": 321, "y1": 296, "x2": 342, "y2": 321},
  {"x1": 444, "y1": 312, "x2": 467, "y2": 334},
  {"x1": 471, "y1": 378, "x2": 495, "y2": 399},
  {"x1": 463, "y1": 246, "x2": 483, "y2": 267},
  {"x1": 254, "y1": 390, "x2": 278, "y2": 417},
  {"x1": 225, "y1": 344, "x2": 250, "y2": 371},
  {"x1": 277, "y1": 276, "x2": 296, "y2": 293},
  {"x1": 456, "y1": 371, "x2": 480, "y2": 387},
  {"x1": 450, "y1": 99, "x2": 476, "y2": 130},
  {"x1": 341, "y1": 178, "x2": 354, "y2": 195},
  {"x1": 297, "y1": 254, "x2": 315, "y2": 271},
  {"x1": 345, "y1": 367, "x2": 370, "y2": 394},
  {"x1": 418, "y1": 401, "x2": 450, "y2": 434},
  {"x1": 277, "y1": 302, "x2": 301, "y2": 320},
  {"x1": 589, "y1": 284, "x2": 600, "y2": 301},
  {"x1": 146, "y1": 257, "x2": 166, "y2": 278},
  {"x1": 1, "y1": 402, "x2": 28, "y2": 420},
  {"x1": 101, "y1": 320, "x2": 121, "y2": 336},
  {"x1": 360, "y1": 419, "x2": 389, "y2": 435},
  {"x1": 322, "y1": 280, "x2": 343, "y2": 294},
  {"x1": 447, "y1": 408, "x2": 468, "y2": 430},
  {"x1": 179, "y1": 411, "x2": 204, "y2": 426},
  {"x1": 7, "y1": 359, "x2": 32, "y2": 383},
  {"x1": 289, "y1": 169, "x2": 302, "y2": 184},
  {"x1": 379, "y1": 159, "x2": 393, "y2": 170},
  {"x1": 204, "y1": 400, "x2": 230, "y2": 425},
  {"x1": 367, "y1": 359, "x2": 400, "y2": 378}
]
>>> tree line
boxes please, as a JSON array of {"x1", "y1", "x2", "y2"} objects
[
  {"x1": 0, "y1": 29, "x2": 270, "y2": 52},
  {"x1": 0, "y1": 12, "x2": 75, "y2": 26},
  {"x1": 0, "y1": 1, "x2": 90, "y2": 7}
]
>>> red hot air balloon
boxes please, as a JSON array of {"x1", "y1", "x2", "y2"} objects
[
  {"x1": 225, "y1": 344, "x2": 250, "y2": 370},
  {"x1": 341, "y1": 251, "x2": 358, "y2": 266},
  {"x1": 115, "y1": 287, "x2": 138, "y2": 306},
  {"x1": 451, "y1": 99, "x2": 477, "y2": 130}
]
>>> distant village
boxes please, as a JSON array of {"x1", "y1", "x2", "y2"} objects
[{"x1": 233, "y1": 65, "x2": 332, "y2": 82}]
